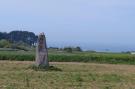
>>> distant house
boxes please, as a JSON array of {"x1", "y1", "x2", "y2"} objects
[{"x1": 131, "y1": 51, "x2": 135, "y2": 55}]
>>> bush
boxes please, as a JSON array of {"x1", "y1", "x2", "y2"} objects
[
  {"x1": 64, "y1": 47, "x2": 72, "y2": 53},
  {"x1": 0, "y1": 39, "x2": 11, "y2": 48}
]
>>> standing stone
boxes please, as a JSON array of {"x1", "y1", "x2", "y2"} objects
[{"x1": 36, "y1": 33, "x2": 49, "y2": 67}]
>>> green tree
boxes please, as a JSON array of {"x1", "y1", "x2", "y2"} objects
[{"x1": 9, "y1": 31, "x2": 37, "y2": 46}]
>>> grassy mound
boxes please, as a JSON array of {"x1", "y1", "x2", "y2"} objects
[{"x1": 29, "y1": 65, "x2": 62, "y2": 71}]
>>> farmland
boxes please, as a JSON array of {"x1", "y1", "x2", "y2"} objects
[{"x1": 0, "y1": 50, "x2": 135, "y2": 65}]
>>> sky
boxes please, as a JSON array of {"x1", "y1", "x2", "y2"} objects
[{"x1": 0, "y1": 0, "x2": 135, "y2": 52}]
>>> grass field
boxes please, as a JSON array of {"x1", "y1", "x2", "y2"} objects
[
  {"x1": 0, "y1": 50, "x2": 135, "y2": 65},
  {"x1": 0, "y1": 61, "x2": 135, "y2": 89}
]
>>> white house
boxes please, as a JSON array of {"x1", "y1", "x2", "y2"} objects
[{"x1": 131, "y1": 52, "x2": 135, "y2": 55}]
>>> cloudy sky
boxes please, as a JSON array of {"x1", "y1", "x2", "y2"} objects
[{"x1": 0, "y1": 0, "x2": 135, "y2": 51}]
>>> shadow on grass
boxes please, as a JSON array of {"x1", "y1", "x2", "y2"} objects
[{"x1": 29, "y1": 65, "x2": 62, "y2": 71}]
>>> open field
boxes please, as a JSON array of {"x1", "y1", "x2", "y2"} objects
[
  {"x1": 0, "y1": 61, "x2": 135, "y2": 89},
  {"x1": 0, "y1": 51, "x2": 135, "y2": 65}
]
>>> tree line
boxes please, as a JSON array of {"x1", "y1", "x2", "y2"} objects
[
  {"x1": 0, "y1": 31, "x2": 83, "y2": 52},
  {"x1": 49, "y1": 46, "x2": 82, "y2": 52},
  {"x1": 0, "y1": 31, "x2": 38, "y2": 46}
]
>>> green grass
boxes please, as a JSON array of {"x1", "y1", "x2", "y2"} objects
[
  {"x1": 0, "y1": 50, "x2": 135, "y2": 65},
  {"x1": 0, "y1": 61, "x2": 135, "y2": 89}
]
